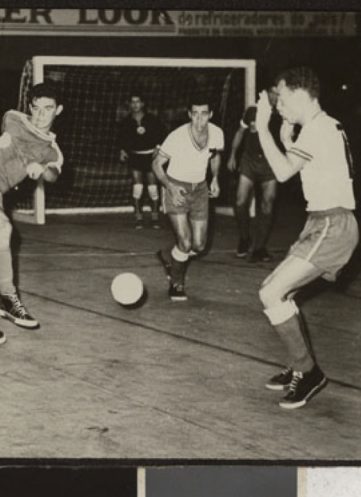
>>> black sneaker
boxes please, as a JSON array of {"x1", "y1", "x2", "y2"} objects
[
  {"x1": 0, "y1": 293, "x2": 39, "y2": 329},
  {"x1": 236, "y1": 239, "x2": 249, "y2": 258},
  {"x1": 156, "y1": 250, "x2": 172, "y2": 280},
  {"x1": 279, "y1": 365, "x2": 328, "y2": 409},
  {"x1": 168, "y1": 283, "x2": 188, "y2": 301},
  {"x1": 0, "y1": 330, "x2": 6, "y2": 345},
  {"x1": 265, "y1": 367, "x2": 293, "y2": 391}
]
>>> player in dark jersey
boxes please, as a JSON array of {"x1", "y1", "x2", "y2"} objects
[
  {"x1": 119, "y1": 93, "x2": 166, "y2": 229},
  {"x1": 227, "y1": 87, "x2": 281, "y2": 262},
  {"x1": 0, "y1": 82, "x2": 63, "y2": 342}
]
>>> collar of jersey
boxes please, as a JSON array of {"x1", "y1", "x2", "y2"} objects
[{"x1": 188, "y1": 123, "x2": 209, "y2": 152}]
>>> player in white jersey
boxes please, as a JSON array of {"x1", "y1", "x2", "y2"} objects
[
  {"x1": 152, "y1": 95, "x2": 224, "y2": 301},
  {"x1": 255, "y1": 67, "x2": 359, "y2": 409}
]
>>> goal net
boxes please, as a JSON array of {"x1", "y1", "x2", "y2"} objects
[{"x1": 14, "y1": 56, "x2": 256, "y2": 224}]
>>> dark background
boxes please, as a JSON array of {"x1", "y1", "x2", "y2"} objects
[{"x1": 2, "y1": 27, "x2": 361, "y2": 207}]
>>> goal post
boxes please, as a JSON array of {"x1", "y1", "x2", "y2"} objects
[{"x1": 14, "y1": 55, "x2": 256, "y2": 224}]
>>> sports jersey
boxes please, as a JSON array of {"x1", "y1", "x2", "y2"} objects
[
  {"x1": 0, "y1": 110, "x2": 63, "y2": 194},
  {"x1": 289, "y1": 111, "x2": 355, "y2": 211},
  {"x1": 241, "y1": 105, "x2": 284, "y2": 156},
  {"x1": 159, "y1": 122, "x2": 224, "y2": 183},
  {"x1": 120, "y1": 113, "x2": 166, "y2": 154}
]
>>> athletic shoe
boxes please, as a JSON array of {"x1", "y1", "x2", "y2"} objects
[
  {"x1": 168, "y1": 283, "x2": 188, "y2": 301},
  {"x1": 156, "y1": 250, "x2": 172, "y2": 280},
  {"x1": 265, "y1": 367, "x2": 293, "y2": 391},
  {"x1": 247, "y1": 248, "x2": 273, "y2": 263},
  {"x1": 0, "y1": 330, "x2": 6, "y2": 345},
  {"x1": 0, "y1": 293, "x2": 39, "y2": 329},
  {"x1": 236, "y1": 239, "x2": 249, "y2": 258},
  {"x1": 279, "y1": 365, "x2": 328, "y2": 409}
]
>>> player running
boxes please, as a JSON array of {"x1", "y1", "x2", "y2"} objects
[
  {"x1": 256, "y1": 67, "x2": 359, "y2": 409},
  {"x1": 152, "y1": 95, "x2": 224, "y2": 301},
  {"x1": 0, "y1": 82, "x2": 63, "y2": 342},
  {"x1": 119, "y1": 92, "x2": 166, "y2": 229}
]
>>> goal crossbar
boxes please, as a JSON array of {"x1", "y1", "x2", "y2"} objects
[{"x1": 14, "y1": 55, "x2": 256, "y2": 224}]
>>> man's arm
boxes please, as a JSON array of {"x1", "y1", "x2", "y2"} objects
[
  {"x1": 227, "y1": 127, "x2": 245, "y2": 172},
  {"x1": 152, "y1": 149, "x2": 186, "y2": 206},
  {"x1": 256, "y1": 91, "x2": 307, "y2": 182},
  {"x1": 152, "y1": 150, "x2": 172, "y2": 188},
  {"x1": 209, "y1": 151, "x2": 222, "y2": 198}
]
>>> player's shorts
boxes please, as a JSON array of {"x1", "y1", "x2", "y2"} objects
[
  {"x1": 288, "y1": 207, "x2": 359, "y2": 281},
  {"x1": 128, "y1": 152, "x2": 153, "y2": 172},
  {"x1": 162, "y1": 176, "x2": 209, "y2": 221},
  {"x1": 239, "y1": 153, "x2": 275, "y2": 183}
]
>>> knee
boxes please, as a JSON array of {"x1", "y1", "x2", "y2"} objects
[
  {"x1": 192, "y1": 239, "x2": 206, "y2": 253},
  {"x1": 259, "y1": 280, "x2": 285, "y2": 309},
  {"x1": 177, "y1": 238, "x2": 192, "y2": 254},
  {"x1": 260, "y1": 198, "x2": 275, "y2": 215},
  {"x1": 132, "y1": 183, "x2": 143, "y2": 200},
  {"x1": 235, "y1": 196, "x2": 248, "y2": 209},
  {"x1": 147, "y1": 184, "x2": 159, "y2": 201}
]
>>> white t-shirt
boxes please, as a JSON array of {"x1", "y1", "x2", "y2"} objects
[
  {"x1": 159, "y1": 122, "x2": 224, "y2": 183},
  {"x1": 289, "y1": 111, "x2": 355, "y2": 211}
]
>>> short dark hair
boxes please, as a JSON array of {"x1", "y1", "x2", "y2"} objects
[
  {"x1": 129, "y1": 92, "x2": 145, "y2": 104},
  {"x1": 187, "y1": 94, "x2": 213, "y2": 111},
  {"x1": 275, "y1": 67, "x2": 320, "y2": 99},
  {"x1": 29, "y1": 82, "x2": 61, "y2": 105}
]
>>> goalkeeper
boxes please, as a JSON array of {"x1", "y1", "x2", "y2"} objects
[{"x1": 0, "y1": 82, "x2": 63, "y2": 342}]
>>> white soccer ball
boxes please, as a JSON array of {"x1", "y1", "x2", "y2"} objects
[{"x1": 111, "y1": 272, "x2": 144, "y2": 306}]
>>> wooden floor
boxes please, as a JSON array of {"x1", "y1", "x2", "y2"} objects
[{"x1": 0, "y1": 199, "x2": 360, "y2": 460}]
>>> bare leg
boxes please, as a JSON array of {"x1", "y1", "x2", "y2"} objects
[{"x1": 235, "y1": 174, "x2": 254, "y2": 255}]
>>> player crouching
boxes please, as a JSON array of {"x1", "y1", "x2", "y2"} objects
[{"x1": 0, "y1": 82, "x2": 63, "y2": 340}]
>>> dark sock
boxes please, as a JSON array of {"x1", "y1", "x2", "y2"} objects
[
  {"x1": 254, "y1": 212, "x2": 272, "y2": 251},
  {"x1": 274, "y1": 313, "x2": 315, "y2": 372},
  {"x1": 170, "y1": 257, "x2": 187, "y2": 286}
]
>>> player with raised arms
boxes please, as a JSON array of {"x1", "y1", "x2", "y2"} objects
[
  {"x1": 152, "y1": 94, "x2": 224, "y2": 301},
  {"x1": 0, "y1": 82, "x2": 63, "y2": 342},
  {"x1": 256, "y1": 67, "x2": 358, "y2": 409}
]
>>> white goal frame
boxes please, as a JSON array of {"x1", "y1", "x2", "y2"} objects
[{"x1": 14, "y1": 55, "x2": 256, "y2": 224}]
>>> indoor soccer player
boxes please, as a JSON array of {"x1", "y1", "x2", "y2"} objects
[
  {"x1": 0, "y1": 82, "x2": 63, "y2": 342},
  {"x1": 256, "y1": 67, "x2": 358, "y2": 409},
  {"x1": 227, "y1": 87, "x2": 281, "y2": 262},
  {"x1": 119, "y1": 92, "x2": 166, "y2": 229},
  {"x1": 152, "y1": 95, "x2": 224, "y2": 301}
]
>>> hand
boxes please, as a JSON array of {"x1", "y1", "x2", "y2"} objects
[
  {"x1": 209, "y1": 177, "x2": 220, "y2": 198},
  {"x1": 280, "y1": 120, "x2": 295, "y2": 150},
  {"x1": 168, "y1": 183, "x2": 187, "y2": 206},
  {"x1": 255, "y1": 90, "x2": 272, "y2": 133},
  {"x1": 26, "y1": 162, "x2": 44, "y2": 180},
  {"x1": 120, "y1": 149, "x2": 128, "y2": 162},
  {"x1": 227, "y1": 156, "x2": 237, "y2": 172}
]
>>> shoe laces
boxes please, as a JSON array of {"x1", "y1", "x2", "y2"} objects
[
  {"x1": 289, "y1": 371, "x2": 303, "y2": 392},
  {"x1": 7, "y1": 294, "x2": 27, "y2": 317},
  {"x1": 280, "y1": 366, "x2": 292, "y2": 376}
]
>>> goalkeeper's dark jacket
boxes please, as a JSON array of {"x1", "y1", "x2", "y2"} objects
[
  {"x1": 0, "y1": 110, "x2": 63, "y2": 194},
  {"x1": 119, "y1": 112, "x2": 166, "y2": 153}
]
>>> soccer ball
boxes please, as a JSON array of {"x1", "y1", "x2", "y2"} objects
[{"x1": 111, "y1": 272, "x2": 144, "y2": 306}]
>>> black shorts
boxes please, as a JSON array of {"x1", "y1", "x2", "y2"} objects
[
  {"x1": 128, "y1": 152, "x2": 153, "y2": 173},
  {"x1": 239, "y1": 153, "x2": 275, "y2": 183}
]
